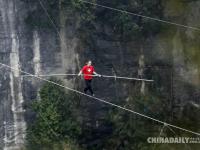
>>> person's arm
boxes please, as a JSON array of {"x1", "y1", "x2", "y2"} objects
[
  {"x1": 78, "y1": 66, "x2": 86, "y2": 76},
  {"x1": 78, "y1": 70, "x2": 82, "y2": 76},
  {"x1": 93, "y1": 71, "x2": 101, "y2": 77}
]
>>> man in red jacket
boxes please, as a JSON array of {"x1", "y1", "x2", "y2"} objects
[{"x1": 78, "y1": 60, "x2": 101, "y2": 96}]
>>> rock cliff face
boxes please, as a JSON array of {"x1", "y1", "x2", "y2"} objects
[
  {"x1": 153, "y1": 0, "x2": 200, "y2": 112},
  {"x1": 0, "y1": 0, "x2": 199, "y2": 149},
  {"x1": 0, "y1": 0, "x2": 78, "y2": 149}
]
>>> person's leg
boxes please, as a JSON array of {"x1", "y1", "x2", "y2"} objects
[
  {"x1": 84, "y1": 80, "x2": 89, "y2": 93},
  {"x1": 87, "y1": 80, "x2": 94, "y2": 95}
]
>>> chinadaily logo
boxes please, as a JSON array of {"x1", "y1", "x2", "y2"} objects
[{"x1": 147, "y1": 137, "x2": 200, "y2": 144}]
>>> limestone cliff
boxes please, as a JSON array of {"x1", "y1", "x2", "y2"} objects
[{"x1": 0, "y1": 0, "x2": 199, "y2": 149}]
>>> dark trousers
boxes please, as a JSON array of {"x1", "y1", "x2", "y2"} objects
[{"x1": 84, "y1": 79, "x2": 93, "y2": 95}]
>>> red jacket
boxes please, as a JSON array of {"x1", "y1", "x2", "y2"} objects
[{"x1": 81, "y1": 65, "x2": 95, "y2": 80}]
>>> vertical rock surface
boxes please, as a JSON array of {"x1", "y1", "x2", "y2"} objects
[
  {"x1": 0, "y1": 0, "x2": 83, "y2": 148},
  {"x1": 0, "y1": 0, "x2": 199, "y2": 149},
  {"x1": 0, "y1": 0, "x2": 25, "y2": 149}
]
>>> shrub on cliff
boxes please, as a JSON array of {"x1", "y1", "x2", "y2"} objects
[{"x1": 26, "y1": 78, "x2": 82, "y2": 150}]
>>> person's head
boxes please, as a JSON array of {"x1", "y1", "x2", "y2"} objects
[{"x1": 86, "y1": 60, "x2": 92, "y2": 66}]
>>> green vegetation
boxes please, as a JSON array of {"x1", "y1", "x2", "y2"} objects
[
  {"x1": 21, "y1": 0, "x2": 200, "y2": 149},
  {"x1": 104, "y1": 94, "x2": 169, "y2": 150},
  {"x1": 26, "y1": 78, "x2": 82, "y2": 150},
  {"x1": 97, "y1": 0, "x2": 163, "y2": 41},
  {"x1": 21, "y1": 0, "x2": 163, "y2": 41},
  {"x1": 25, "y1": 77, "x2": 200, "y2": 150},
  {"x1": 70, "y1": 0, "x2": 163, "y2": 41},
  {"x1": 68, "y1": 0, "x2": 96, "y2": 22},
  {"x1": 21, "y1": 0, "x2": 96, "y2": 29},
  {"x1": 26, "y1": 78, "x2": 176, "y2": 150}
]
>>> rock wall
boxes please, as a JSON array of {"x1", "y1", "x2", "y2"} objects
[
  {"x1": 0, "y1": 0, "x2": 78, "y2": 149},
  {"x1": 153, "y1": 0, "x2": 200, "y2": 114},
  {"x1": 0, "y1": 0, "x2": 199, "y2": 149}
]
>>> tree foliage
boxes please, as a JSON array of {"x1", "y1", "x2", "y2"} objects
[
  {"x1": 103, "y1": 94, "x2": 169, "y2": 150},
  {"x1": 25, "y1": 78, "x2": 199, "y2": 150},
  {"x1": 94, "y1": 0, "x2": 163, "y2": 40},
  {"x1": 21, "y1": 0, "x2": 163, "y2": 40},
  {"x1": 26, "y1": 78, "x2": 82, "y2": 150},
  {"x1": 69, "y1": 0, "x2": 96, "y2": 22}
]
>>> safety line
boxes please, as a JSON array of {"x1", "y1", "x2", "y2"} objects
[
  {"x1": 22, "y1": 73, "x2": 154, "y2": 82},
  {"x1": 0, "y1": 62, "x2": 200, "y2": 136},
  {"x1": 38, "y1": 0, "x2": 61, "y2": 38},
  {"x1": 79, "y1": 0, "x2": 200, "y2": 32},
  {"x1": 166, "y1": 125, "x2": 192, "y2": 150}
]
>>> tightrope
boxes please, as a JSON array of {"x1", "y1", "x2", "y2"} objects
[
  {"x1": 22, "y1": 73, "x2": 154, "y2": 82},
  {"x1": 1, "y1": 62, "x2": 200, "y2": 136}
]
